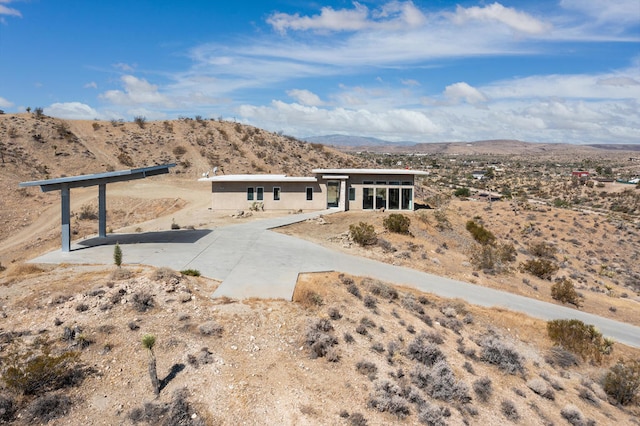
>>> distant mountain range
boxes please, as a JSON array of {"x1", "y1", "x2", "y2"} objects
[{"x1": 303, "y1": 135, "x2": 640, "y2": 153}]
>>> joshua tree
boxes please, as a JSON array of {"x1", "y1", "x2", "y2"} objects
[{"x1": 142, "y1": 334, "x2": 160, "y2": 395}]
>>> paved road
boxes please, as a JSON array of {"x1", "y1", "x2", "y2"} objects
[{"x1": 32, "y1": 210, "x2": 640, "y2": 348}]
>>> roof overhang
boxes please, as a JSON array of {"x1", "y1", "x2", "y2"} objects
[
  {"x1": 20, "y1": 164, "x2": 176, "y2": 192},
  {"x1": 313, "y1": 168, "x2": 429, "y2": 176},
  {"x1": 199, "y1": 174, "x2": 317, "y2": 183}
]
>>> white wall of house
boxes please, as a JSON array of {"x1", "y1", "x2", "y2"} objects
[
  {"x1": 210, "y1": 180, "x2": 325, "y2": 211},
  {"x1": 202, "y1": 169, "x2": 427, "y2": 212}
]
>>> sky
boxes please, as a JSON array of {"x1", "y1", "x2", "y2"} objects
[{"x1": 0, "y1": 1, "x2": 638, "y2": 144}]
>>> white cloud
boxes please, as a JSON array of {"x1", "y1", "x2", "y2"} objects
[
  {"x1": 483, "y1": 70, "x2": 640, "y2": 100},
  {"x1": 451, "y1": 2, "x2": 550, "y2": 35},
  {"x1": 597, "y1": 77, "x2": 640, "y2": 87},
  {"x1": 560, "y1": 0, "x2": 640, "y2": 25},
  {"x1": 113, "y1": 62, "x2": 136, "y2": 72},
  {"x1": 0, "y1": 0, "x2": 21, "y2": 18},
  {"x1": 443, "y1": 82, "x2": 488, "y2": 104},
  {"x1": 238, "y1": 100, "x2": 440, "y2": 140},
  {"x1": 0, "y1": 96, "x2": 13, "y2": 108},
  {"x1": 286, "y1": 89, "x2": 324, "y2": 106},
  {"x1": 45, "y1": 102, "x2": 100, "y2": 120},
  {"x1": 267, "y1": 1, "x2": 426, "y2": 34},
  {"x1": 84, "y1": 81, "x2": 98, "y2": 89},
  {"x1": 100, "y1": 75, "x2": 173, "y2": 107}
]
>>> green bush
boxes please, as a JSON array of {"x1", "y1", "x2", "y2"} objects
[
  {"x1": 180, "y1": 269, "x2": 201, "y2": 277},
  {"x1": 454, "y1": 187, "x2": 470, "y2": 198},
  {"x1": 519, "y1": 258, "x2": 558, "y2": 280},
  {"x1": 383, "y1": 214, "x2": 411, "y2": 234},
  {"x1": 603, "y1": 359, "x2": 640, "y2": 405},
  {"x1": 551, "y1": 278, "x2": 582, "y2": 308},
  {"x1": 547, "y1": 319, "x2": 614, "y2": 363},
  {"x1": 349, "y1": 222, "x2": 377, "y2": 246},
  {"x1": 466, "y1": 220, "x2": 496, "y2": 246}
]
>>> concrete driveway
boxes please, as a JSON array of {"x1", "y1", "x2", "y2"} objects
[{"x1": 32, "y1": 210, "x2": 640, "y2": 348}]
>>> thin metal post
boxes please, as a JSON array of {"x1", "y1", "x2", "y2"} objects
[
  {"x1": 61, "y1": 185, "x2": 70, "y2": 252},
  {"x1": 98, "y1": 184, "x2": 106, "y2": 237}
]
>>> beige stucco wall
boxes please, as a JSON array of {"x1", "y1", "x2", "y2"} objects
[
  {"x1": 209, "y1": 172, "x2": 418, "y2": 212},
  {"x1": 211, "y1": 181, "x2": 326, "y2": 211}
]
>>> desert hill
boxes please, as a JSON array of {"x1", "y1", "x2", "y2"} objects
[
  {"x1": 0, "y1": 112, "x2": 638, "y2": 425},
  {"x1": 0, "y1": 113, "x2": 370, "y2": 263},
  {"x1": 325, "y1": 137, "x2": 640, "y2": 158}
]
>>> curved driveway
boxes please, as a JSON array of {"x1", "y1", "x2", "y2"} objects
[{"x1": 32, "y1": 210, "x2": 640, "y2": 348}]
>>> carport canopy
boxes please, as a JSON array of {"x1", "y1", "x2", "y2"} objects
[{"x1": 19, "y1": 164, "x2": 176, "y2": 252}]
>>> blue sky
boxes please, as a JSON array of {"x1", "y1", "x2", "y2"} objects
[{"x1": 0, "y1": 1, "x2": 638, "y2": 144}]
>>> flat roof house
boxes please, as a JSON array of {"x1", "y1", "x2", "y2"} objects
[{"x1": 199, "y1": 168, "x2": 429, "y2": 212}]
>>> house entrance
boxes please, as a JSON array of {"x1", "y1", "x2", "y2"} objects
[{"x1": 327, "y1": 181, "x2": 340, "y2": 208}]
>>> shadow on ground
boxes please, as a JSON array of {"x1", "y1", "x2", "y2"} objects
[{"x1": 77, "y1": 229, "x2": 212, "y2": 250}]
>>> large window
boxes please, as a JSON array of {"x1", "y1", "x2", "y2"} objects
[
  {"x1": 363, "y1": 187, "x2": 374, "y2": 209},
  {"x1": 402, "y1": 188, "x2": 413, "y2": 210},
  {"x1": 256, "y1": 187, "x2": 264, "y2": 201},
  {"x1": 306, "y1": 187, "x2": 313, "y2": 201},
  {"x1": 247, "y1": 187, "x2": 254, "y2": 201},
  {"x1": 273, "y1": 187, "x2": 281, "y2": 201},
  {"x1": 376, "y1": 188, "x2": 386, "y2": 210},
  {"x1": 388, "y1": 188, "x2": 400, "y2": 210}
]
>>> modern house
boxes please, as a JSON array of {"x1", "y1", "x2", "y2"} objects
[{"x1": 199, "y1": 168, "x2": 429, "y2": 212}]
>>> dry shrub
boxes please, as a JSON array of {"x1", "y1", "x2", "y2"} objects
[
  {"x1": 151, "y1": 267, "x2": 180, "y2": 282},
  {"x1": 356, "y1": 361, "x2": 378, "y2": 380},
  {"x1": 293, "y1": 288, "x2": 323, "y2": 308},
  {"x1": 473, "y1": 376, "x2": 493, "y2": 403},
  {"x1": 25, "y1": 393, "x2": 72, "y2": 423},
  {"x1": 5, "y1": 263, "x2": 44, "y2": 278},
  {"x1": 349, "y1": 222, "x2": 377, "y2": 246},
  {"x1": 406, "y1": 332, "x2": 446, "y2": 367},
  {"x1": 560, "y1": 404, "x2": 590, "y2": 426},
  {"x1": 545, "y1": 346, "x2": 579, "y2": 368},
  {"x1": 110, "y1": 267, "x2": 132, "y2": 281},
  {"x1": 551, "y1": 278, "x2": 582, "y2": 308},
  {"x1": 519, "y1": 258, "x2": 558, "y2": 280},
  {"x1": 479, "y1": 336, "x2": 525, "y2": 375},
  {"x1": 198, "y1": 321, "x2": 223, "y2": 337},
  {"x1": 2, "y1": 349, "x2": 82, "y2": 396},
  {"x1": 417, "y1": 401, "x2": 448, "y2": 426},
  {"x1": 383, "y1": 214, "x2": 411, "y2": 234},
  {"x1": 603, "y1": 358, "x2": 640, "y2": 406},
  {"x1": 131, "y1": 290, "x2": 154, "y2": 312},
  {"x1": 368, "y1": 280, "x2": 399, "y2": 300},
  {"x1": 367, "y1": 380, "x2": 411, "y2": 419},
  {"x1": 411, "y1": 360, "x2": 470, "y2": 403},
  {"x1": 0, "y1": 394, "x2": 15, "y2": 422},
  {"x1": 528, "y1": 241, "x2": 557, "y2": 259},
  {"x1": 500, "y1": 399, "x2": 519, "y2": 422},
  {"x1": 305, "y1": 318, "x2": 337, "y2": 359},
  {"x1": 546, "y1": 319, "x2": 613, "y2": 363},
  {"x1": 527, "y1": 378, "x2": 555, "y2": 400}
]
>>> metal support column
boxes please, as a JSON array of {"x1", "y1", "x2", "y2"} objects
[
  {"x1": 98, "y1": 183, "x2": 106, "y2": 238},
  {"x1": 61, "y1": 184, "x2": 71, "y2": 252}
]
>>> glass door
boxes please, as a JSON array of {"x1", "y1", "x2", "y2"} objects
[{"x1": 327, "y1": 181, "x2": 340, "y2": 207}]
